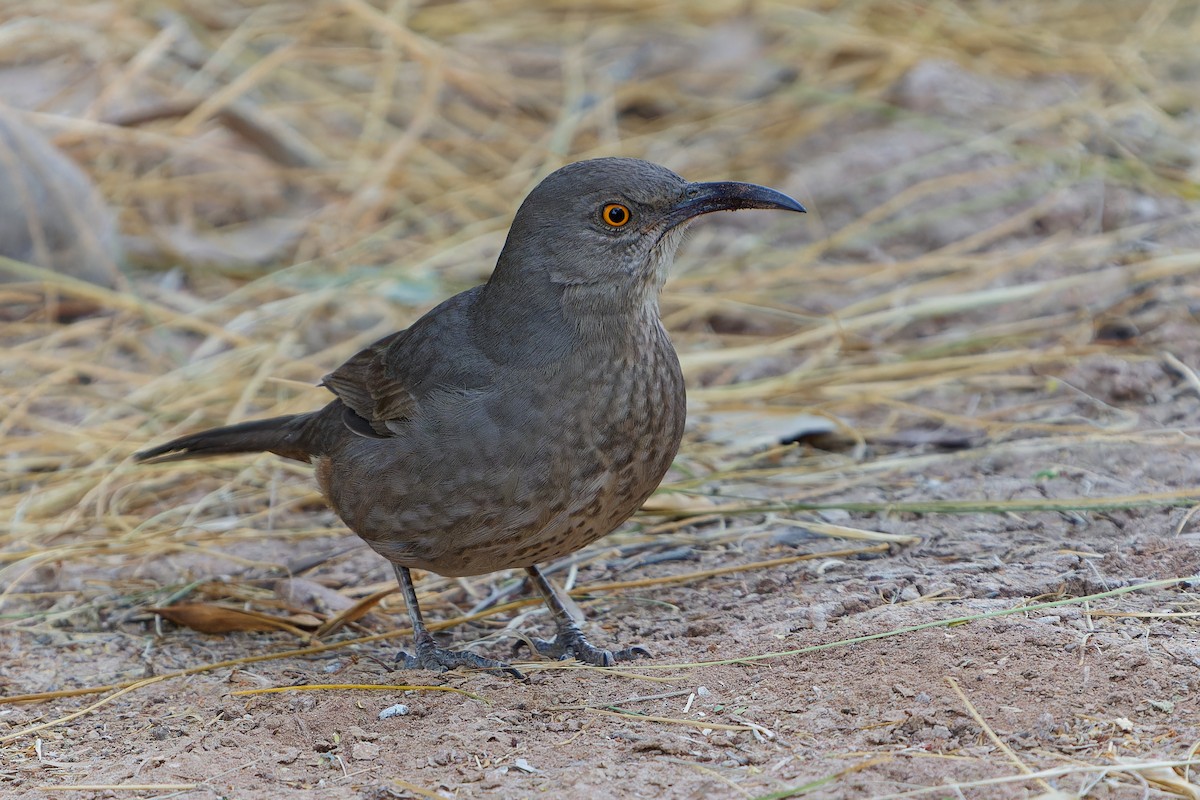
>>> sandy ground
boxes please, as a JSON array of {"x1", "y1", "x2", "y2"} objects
[
  {"x1": 3, "y1": 2, "x2": 1200, "y2": 799},
  {"x1": 5, "y1": 464, "x2": 1200, "y2": 799}
]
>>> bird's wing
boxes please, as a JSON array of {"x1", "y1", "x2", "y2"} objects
[
  {"x1": 321, "y1": 330, "x2": 416, "y2": 437},
  {"x1": 319, "y1": 288, "x2": 491, "y2": 439}
]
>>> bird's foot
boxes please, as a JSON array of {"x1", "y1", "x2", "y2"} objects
[
  {"x1": 518, "y1": 623, "x2": 651, "y2": 667},
  {"x1": 398, "y1": 637, "x2": 525, "y2": 680}
]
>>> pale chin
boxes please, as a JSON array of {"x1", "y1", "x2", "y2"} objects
[{"x1": 650, "y1": 224, "x2": 691, "y2": 289}]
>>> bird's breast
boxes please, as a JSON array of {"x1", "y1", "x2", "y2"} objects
[{"x1": 324, "y1": 321, "x2": 687, "y2": 576}]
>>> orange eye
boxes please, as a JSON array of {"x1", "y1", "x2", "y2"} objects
[{"x1": 601, "y1": 203, "x2": 632, "y2": 227}]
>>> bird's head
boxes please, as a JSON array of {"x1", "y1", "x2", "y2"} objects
[{"x1": 490, "y1": 157, "x2": 805, "y2": 307}]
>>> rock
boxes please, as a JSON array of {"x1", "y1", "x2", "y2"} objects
[{"x1": 0, "y1": 107, "x2": 122, "y2": 288}]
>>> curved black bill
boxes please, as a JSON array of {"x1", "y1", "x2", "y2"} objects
[{"x1": 668, "y1": 180, "x2": 806, "y2": 228}]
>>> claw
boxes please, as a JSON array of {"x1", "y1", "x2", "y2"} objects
[
  {"x1": 517, "y1": 624, "x2": 651, "y2": 667},
  {"x1": 398, "y1": 640, "x2": 526, "y2": 680},
  {"x1": 390, "y1": 564, "x2": 525, "y2": 680},
  {"x1": 612, "y1": 645, "x2": 652, "y2": 662},
  {"x1": 519, "y1": 565, "x2": 653, "y2": 667}
]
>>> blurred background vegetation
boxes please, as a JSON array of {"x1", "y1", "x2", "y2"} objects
[{"x1": 3, "y1": 2, "x2": 1200, "y2": 796}]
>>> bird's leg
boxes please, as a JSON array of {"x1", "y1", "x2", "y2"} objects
[
  {"x1": 520, "y1": 564, "x2": 651, "y2": 666},
  {"x1": 393, "y1": 564, "x2": 524, "y2": 679}
]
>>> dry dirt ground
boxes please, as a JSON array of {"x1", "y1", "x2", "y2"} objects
[{"x1": 3, "y1": 2, "x2": 1200, "y2": 799}]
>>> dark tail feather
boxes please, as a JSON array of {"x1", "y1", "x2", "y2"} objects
[{"x1": 135, "y1": 413, "x2": 319, "y2": 464}]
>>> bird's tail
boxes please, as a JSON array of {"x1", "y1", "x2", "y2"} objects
[{"x1": 135, "y1": 412, "x2": 322, "y2": 464}]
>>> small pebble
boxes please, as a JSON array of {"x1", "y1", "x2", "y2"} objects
[{"x1": 378, "y1": 704, "x2": 410, "y2": 720}]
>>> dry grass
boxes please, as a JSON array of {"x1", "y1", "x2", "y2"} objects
[{"x1": 3, "y1": 1, "x2": 1200, "y2": 798}]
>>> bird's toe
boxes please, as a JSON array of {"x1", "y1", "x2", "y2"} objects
[
  {"x1": 398, "y1": 641, "x2": 525, "y2": 680},
  {"x1": 517, "y1": 626, "x2": 650, "y2": 667}
]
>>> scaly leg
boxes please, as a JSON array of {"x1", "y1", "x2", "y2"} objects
[
  {"x1": 393, "y1": 564, "x2": 524, "y2": 679},
  {"x1": 521, "y1": 564, "x2": 651, "y2": 666}
]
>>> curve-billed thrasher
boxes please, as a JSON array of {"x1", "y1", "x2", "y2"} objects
[{"x1": 137, "y1": 157, "x2": 804, "y2": 676}]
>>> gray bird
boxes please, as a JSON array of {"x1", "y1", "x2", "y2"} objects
[{"x1": 137, "y1": 158, "x2": 805, "y2": 677}]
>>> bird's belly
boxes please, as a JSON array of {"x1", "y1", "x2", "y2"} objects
[{"x1": 318, "y1": 349, "x2": 685, "y2": 577}]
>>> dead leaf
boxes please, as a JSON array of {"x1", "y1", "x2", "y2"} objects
[
  {"x1": 150, "y1": 604, "x2": 317, "y2": 638},
  {"x1": 315, "y1": 586, "x2": 396, "y2": 637}
]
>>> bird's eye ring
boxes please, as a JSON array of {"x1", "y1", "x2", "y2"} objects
[{"x1": 601, "y1": 203, "x2": 632, "y2": 228}]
